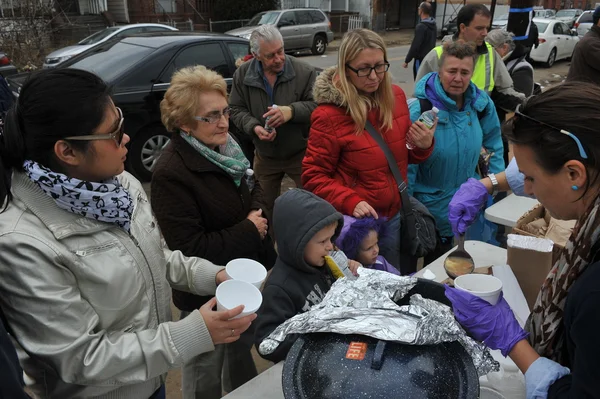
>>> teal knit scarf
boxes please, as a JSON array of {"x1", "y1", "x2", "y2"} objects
[{"x1": 181, "y1": 131, "x2": 250, "y2": 186}]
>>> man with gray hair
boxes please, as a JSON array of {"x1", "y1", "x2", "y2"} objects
[{"x1": 230, "y1": 24, "x2": 317, "y2": 220}]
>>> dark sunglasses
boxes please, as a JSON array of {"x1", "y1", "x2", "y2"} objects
[
  {"x1": 346, "y1": 62, "x2": 390, "y2": 77},
  {"x1": 514, "y1": 105, "x2": 588, "y2": 159},
  {"x1": 64, "y1": 107, "x2": 125, "y2": 147}
]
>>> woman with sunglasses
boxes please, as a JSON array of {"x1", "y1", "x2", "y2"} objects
[
  {"x1": 151, "y1": 65, "x2": 276, "y2": 399},
  {"x1": 302, "y1": 29, "x2": 436, "y2": 273},
  {"x1": 407, "y1": 40, "x2": 504, "y2": 264},
  {"x1": 446, "y1": 82, "x2": 600, "y2": 398},
  {"x1": 0, "y1": 69, "x2": 257, "y2": 399}
]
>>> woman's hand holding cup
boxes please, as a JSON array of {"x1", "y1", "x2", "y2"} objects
[{"x1": 199, "y1": 298, "x2": 257, "y2": 345}]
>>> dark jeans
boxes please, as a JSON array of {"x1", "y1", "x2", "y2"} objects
[
  {"x1": 149, "y1": 385, "x2": 165, "y2": 399},
  {"x1": 413, "y1": 59, "x2": 422, "y2": 81}
]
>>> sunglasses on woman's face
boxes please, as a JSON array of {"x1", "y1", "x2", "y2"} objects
[
  {"x1": 64, "y1": 107, "x2": 125, "y2": 147},
  {"x1": 514, "y1": 105, "x2": 588, "y2": 160}
]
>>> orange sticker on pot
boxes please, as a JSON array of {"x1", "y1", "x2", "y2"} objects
[{"x1": 345, "y1": 342, "x2": 367, "y2": 360}]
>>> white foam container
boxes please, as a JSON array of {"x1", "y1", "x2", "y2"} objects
[
  {"x1": 454, "y1": 274, "x2": 503, "y2": 305},
  {"x1": 216, "y1": 280, "x2": 263, "y2": 319},
  {"x1": 226, "y1": 258, "x2": 268, "y2": 288}
]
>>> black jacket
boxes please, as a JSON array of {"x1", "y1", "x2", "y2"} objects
[
  {"x1": 0, "y1": 316, "x2": 30, "y2": 399},
  {"x1": 151, "y1": 133, "x2": 277, "y2": 312},
  {"x1": 254, "y1": 189, "x2": 343, "y2": 363},
  {"x1": 405, "y1": 18, "x2": 437, "y2": 63},
  {"x1": 566, "y1": 25, "x2": 600, "y2": 86},
  {"x1": 496, "y1": 43, "x2": 534, "y2": 123},
  {"x1": 548, "y1": 244, "x2": 600, "y2": 398}
]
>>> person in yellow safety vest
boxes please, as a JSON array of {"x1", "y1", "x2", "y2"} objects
[{"x1": 415, "y1": 4, "x2": 525, "y2": 113}]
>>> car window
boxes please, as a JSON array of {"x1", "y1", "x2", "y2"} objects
[
  {"x1": 579, "y1": 12, "x2": 593, "y2": 23},
  {"x1": 77, "y1": 27, "x2": 120, "y2": 45},
  {"x1": 144, "y1": 26, "x2": 171, "y2": 32},
  {"x1": 227, "y1": 42, "x2": 249, "y2": 63},
  {"x1": 553, "y1": 23, "x2": 564, "y2": 35},
  {"x1": 561, "y1": 23, "x2": 571, "y2": 33},
  {"x1": 309, "y1": 10, "x2": 326, "y2": 23},
  {"x1": 556, "y1": 10, "x2": 577, "y2": 17},
  {"x1": 534, "y1": 21, "x2": 549, "y2": 33},
  {"x1": 279, "y1": 11, "x2": 296, "y2": 26},
  {"x1": 164, "y1": 42, "x2": 231, "y2": 80},
  {"x1": 68, "y1": 42, "x2": 153, "y2": 83},
  {"x1": 296, "y1": 11, "x2": 312, "y2": 25},
  {"x1": 115, "y1": 27, "x2": 146, "y2": 38}
]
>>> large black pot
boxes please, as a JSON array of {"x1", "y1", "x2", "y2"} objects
[{"x1": 282, "y1": 279, "x2": 479, "y2": 399}]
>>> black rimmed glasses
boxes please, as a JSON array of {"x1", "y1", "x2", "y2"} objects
[
  {"x1": 514, "y1": 105, "x2": 588, "y2": 159},
  {"x1": 194, "y1": 106, "x2": 232, "y2": 124},
  {"x1": 65, "y1": 107, "x2": 125, "y2": 147},
  {"x1": 346, "y1": 62, "x2": 390, "y2": 77}
]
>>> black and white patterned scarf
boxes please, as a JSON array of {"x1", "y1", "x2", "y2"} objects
[{"x1": 23, "y1": 160, "x2": 134, "y2": 232}]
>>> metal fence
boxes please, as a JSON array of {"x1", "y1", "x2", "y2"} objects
[
  {"x1": 163, "y1": 18, "x2": 194, "y2": 31},
  {"x1": 209, "y1": 18, "x2": 249, "y2": 33}
]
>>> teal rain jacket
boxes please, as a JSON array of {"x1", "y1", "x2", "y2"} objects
[{"x1": 408, "y1": 72, "x2": 504, "y2": 237}]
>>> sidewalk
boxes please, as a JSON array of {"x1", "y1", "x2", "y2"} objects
[{"x1": 328, "y1": 29, "x2": 416, "y2": 51}]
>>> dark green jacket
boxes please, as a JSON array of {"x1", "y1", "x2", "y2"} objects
[{"x1": 229, "y1": 56, "x2": 317, "y2": 159}]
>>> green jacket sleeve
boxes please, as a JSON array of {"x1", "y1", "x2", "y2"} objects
[
  {"x1": 289, "y1": 66, "x2": 318, "y2": 124},
  {"x1": 229, "y1": 67, "x2": 262, "y2": 137}
]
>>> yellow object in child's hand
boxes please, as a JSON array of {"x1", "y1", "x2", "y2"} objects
[{"x1": 324, "y1": 255, "x2": 345, "y2": 280}]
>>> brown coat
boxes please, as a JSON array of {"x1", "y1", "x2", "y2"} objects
[
  {"x1": 567, "y1": 25, "x2": 600, "y2": 86},
  {"x1": 151, "y1": 133, "x2": 277, "y2": 311}
]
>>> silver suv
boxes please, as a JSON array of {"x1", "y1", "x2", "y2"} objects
[
  {"x1": 225, "y1": 9, "x2": 334, "y2": 55},
  {"x1": 575, "y1": 10, "x2": 594, "y2": 37}
]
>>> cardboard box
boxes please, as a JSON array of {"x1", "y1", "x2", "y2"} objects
[
  {"x1": 512, "y1": 204, "x2": 575, "y2": 264},
  {"x1": 506, "y1": 236, "x2": 553, "y2": 310}
]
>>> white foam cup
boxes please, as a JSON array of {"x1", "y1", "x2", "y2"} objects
[
  {"x1": 216, "y1": 280, "x2": 263, "y2": 319},
  {"x1": 225, "y1": 258, "x2": 267, "y2": 288},
  {"x1": 454, "y1": 274, "x2": 503, "y2": 305}
]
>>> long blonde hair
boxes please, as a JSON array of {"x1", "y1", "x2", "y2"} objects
[{"x1": 335, "y1": 29, "x2": 395, "y2": 134}]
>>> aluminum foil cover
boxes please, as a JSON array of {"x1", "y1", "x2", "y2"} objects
[{"x1": 259, "y1": 268, "x2": 499, "y2": 376}]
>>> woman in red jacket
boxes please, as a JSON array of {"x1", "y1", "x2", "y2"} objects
[{"x1": 302, "y1": 28, "x2": 436, "y2": 271}]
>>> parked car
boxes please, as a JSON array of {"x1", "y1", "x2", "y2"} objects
[
  {"x1": 43, "y1": 23, "x2": 178, "y2": 69},
  {"x1": 225, "y1": 8, "x2": 334, "y2": 55},
  {"x1": 534, "y1": 9, "x2": 556, "y2": 19},
  {"x1": 530, "y1": 18, "x2": 580, "y2": 67},
  {"x1": 10, "y1": 32, "x2": 251, "y2": 181},
  {"x1": 574, "y1": 9, "x2": 594, "y2": 37},
  {"x1": 439, "y1": 16, "x2": 458, "y2": 39},
  {"x1": 491, "y1": 13, "x2": 509, "y2": 30},
  {"x1": 555, "y1": 9, "x2": 583, "y2": 28},
  {"x1": 0, "y1": 51, "x2": 18, "y2": 77}
]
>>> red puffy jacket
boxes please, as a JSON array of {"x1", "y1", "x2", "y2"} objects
[{"x1": 302, "y1": 67, "x2": 433, "y2": 219}]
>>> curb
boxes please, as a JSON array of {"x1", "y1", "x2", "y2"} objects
[{"x1": 327, "y1": 39, "x2": 413, "y2": 52}]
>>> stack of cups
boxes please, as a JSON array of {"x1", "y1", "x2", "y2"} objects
[{"x1": 216, "y1": 258, "x2": 267, "y2": 318}]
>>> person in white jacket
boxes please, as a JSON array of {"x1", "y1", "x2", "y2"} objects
[{"x1": 0, "y1": 68, "x2": 256, "y2": 399}]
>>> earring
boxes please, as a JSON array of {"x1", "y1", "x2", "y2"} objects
[{"x1": 572, "y1": 185, "x2": 579, "y2": 191}]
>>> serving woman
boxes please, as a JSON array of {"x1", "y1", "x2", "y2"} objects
[
  {"x1": 302, "y1": 28, "x2": 436, "y2": 272},
  {"x1": 445, "y1": 82, "x2": 600, "y2": 397},
  {"x1": 408, "y1": 40, "x2": 504, "y2": 262},
  {"x1": 0, "y1": 69, "x2": 255, "y2": 399},
  {"x1": 151, "y1": 65, "x2": 276, "y2": 398}
]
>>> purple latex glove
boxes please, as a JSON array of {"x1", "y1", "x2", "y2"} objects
[
  {"x1": 444, "y1": 285, "x2": 529, "y2": 357},
  {"x1": 448, "y1": 178, "x2": 489, "y2": 236}
]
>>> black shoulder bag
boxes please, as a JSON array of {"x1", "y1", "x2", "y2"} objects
[{"x1": 364, "y1": 121, "x2": 437, "y2": 273}]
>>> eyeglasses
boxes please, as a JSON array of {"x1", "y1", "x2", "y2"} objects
[
  {"x1": 515, "y1": 105, "x2": 588, "y2": 159},
  {"x1": 64, "y1": 107, "x2": 125, "y2": 147},
  {"x1": 194, "y1": 106, "x2": 232, "y2": 124},
  {"x1": 345, "y1": 62, "x2": 390, "y2": 77}
]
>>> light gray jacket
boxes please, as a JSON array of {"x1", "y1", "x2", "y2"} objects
[{"x1": 0, "y1": 172, "x2": 223, "y2": 399}]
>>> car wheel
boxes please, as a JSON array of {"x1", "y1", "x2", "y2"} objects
[
  {"x1": 128, "y1": 124, "x2": 170, "y2": 182},
  {"x1": 545, "y1": 48, "x2": 557, "y2": 68},
  {"x1": 311, "y1": 34, "x2": 327, "y2": 55}
]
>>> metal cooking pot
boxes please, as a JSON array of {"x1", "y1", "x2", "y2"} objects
[{"x1": 282, "y1": 279, "x2": 480, "y2": 399}]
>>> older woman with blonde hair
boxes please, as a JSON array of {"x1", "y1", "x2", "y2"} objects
[
  {"x1": 151, "y1": 65, "x2": 276, "y2": 399},
  {"x1": 302, "y1": 28, "x2": 436, "y2": 273}
]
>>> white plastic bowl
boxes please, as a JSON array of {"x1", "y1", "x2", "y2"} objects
[
  {"x1": 216, "y1": 280, "x2": 263, "y2": 319},
  {"x1": 226, "y1": 258, "x2": 268, "y2": 288},
  {"x1": 454, "y1": 274, "x2": 503, "y2": 305}
]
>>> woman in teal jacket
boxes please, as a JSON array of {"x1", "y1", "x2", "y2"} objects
[{"x1": 408, "y1": 41, "x2": 504, "y2": 262}]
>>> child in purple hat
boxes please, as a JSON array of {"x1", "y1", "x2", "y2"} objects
[{"x1": 336, "y1": 215, "x2": 400, "y2": 276}]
